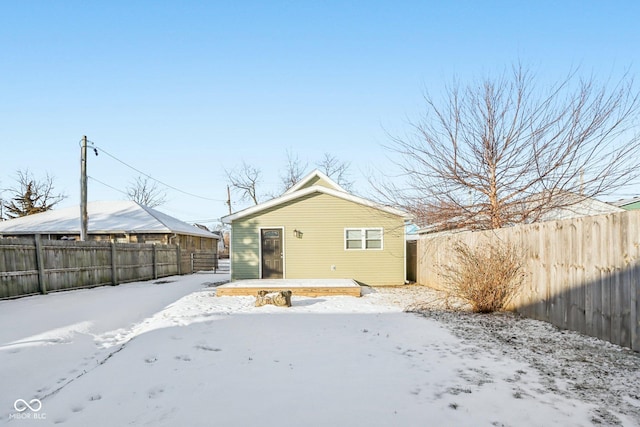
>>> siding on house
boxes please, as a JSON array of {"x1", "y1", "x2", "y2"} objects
[
  {"x1": 230, "y1": 192, "x2": 405, "y2": 286},
  {"x1": 620, "y1": 201, "x2": 640, "y2": 210},
  {"x1": 294, "y1": 175, "x2": 336, "y2": 191},
  {"x1": 611, "y1": 197, "x2": 640, "y2": 211}
]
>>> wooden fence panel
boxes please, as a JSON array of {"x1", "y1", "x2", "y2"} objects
[
  {"x1": 0, "y1": 238, "x2": 191, "y2": 299},
  {"x1": 42, "y1": 241, "x2": 114, "y2": 292},
  {"x1": 156, "y1": 246, "x2": 178, "y2": 278},
  {"x1": 180, "y1": 251, "x2": 219, "y2": 274},
  {"x1": 0, "y1": 238, "x2": 40, "y2": 298},
  {"x1": 115, "y1": 244, "x2": 155, "y2": 283},
  {"x1": 417, "y1": 210, "x2": 640, "y2": 351}
]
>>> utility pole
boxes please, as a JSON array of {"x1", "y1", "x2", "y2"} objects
[
  {"x1": 226, "y1": 185, "x2": 232, "y2": 215},
  {"x1": 80, "y1": 136, "x2": 88, "y2": 241}
]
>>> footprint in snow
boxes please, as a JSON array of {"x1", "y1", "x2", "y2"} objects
[
  {"x1": 148, "y1": 386, "x2": 164, "y2": 399},
  {"x1": 195, "y1": 345, "x2": 222, "y2": 352},
  {"x1": 88, "y1": 394, "x2": 102, "y2": 402}
]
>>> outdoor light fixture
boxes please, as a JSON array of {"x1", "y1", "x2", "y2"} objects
[{"x1": 293, "y1": 229, "x2": 303, "y2": 238}]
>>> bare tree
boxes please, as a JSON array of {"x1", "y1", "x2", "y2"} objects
[
  {"x1": 2, "y1": 170, "x2": 67, "y2": 218},
  {"x1": 226, "y1": 162, "x2": 262, "y2": 205},
  {"x1": 126, "y1": 176, "x2": 167, "y2": 208},
  {"x1": 377, "y1": 65, "x2": 640, "y2": 230},
  {"x1": 316, "y1": 153, "x2": 353, "y2": 190},
  {"x1": 279, "y1": 150, "x2": 308, "y2": 193}
]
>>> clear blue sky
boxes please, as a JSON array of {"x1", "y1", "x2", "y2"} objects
[{"x1": 2, "y1": 1, "x2": 639, "y2": 228}]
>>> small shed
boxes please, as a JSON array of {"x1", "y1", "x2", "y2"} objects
[{"x1": 222, "y1": 170, "x2": 409, "y2": 286}]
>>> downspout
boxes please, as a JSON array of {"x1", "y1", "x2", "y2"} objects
[{"x1": 169, "y1": 233, "x2": 178, "y2": 245}]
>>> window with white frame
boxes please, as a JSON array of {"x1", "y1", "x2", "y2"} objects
[{"x1": 345, "y1": 228, "x2": 383, "y2": 250}]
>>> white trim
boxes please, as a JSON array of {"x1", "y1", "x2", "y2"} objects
[
  {"x1": 283, "y1": 169, "x2": 347, "y2": 195},
  {"x1": 228, "y1": 228, "x2": 233, "y2": 280},
  {"x1": 258, "y1": 226, "x2": 286, "y2": 279},
  {"x1": 402, "y1": 224, "x2": 407, "y2": 283},
  {"x1": 223, "y1": 185, "x2": 408, "y2": 223},
  {"x1": 344, "y1": 227, "x2": 384, "y2": 251}
]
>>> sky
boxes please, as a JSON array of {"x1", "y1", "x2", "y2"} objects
[{"x1": 1, "y1": 0, "x2": 639, "y2": 229}]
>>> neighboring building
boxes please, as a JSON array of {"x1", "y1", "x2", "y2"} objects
[
  {"x1": 222, "y1": 170, "x2": 409, "y2": 286},
  {"x1": 418, "y1": 192, "x2": 624, "y2": 235},
  {"x1": 216, "y1": 229, "x2": 230, "y2": 258},
  {"x1": 535, "y1": 193, "x2": 624, "y2": 222},
  {"x1": 0, "y1": 200, "x2": 218, "y2": 253},
  {"x1": 613, "y1": 197, "x2": 640, "y2": 211}
]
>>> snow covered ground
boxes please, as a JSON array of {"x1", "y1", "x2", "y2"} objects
[{"x1": 1, "y1": 271, "x2": 639, "y2": 426}]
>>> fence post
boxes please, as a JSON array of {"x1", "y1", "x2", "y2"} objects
[
  {"x1": 632, "y1": 263, "x2": 640, "y2": 352},
  {"x1": 111, "y1": 241, "x2": 118, "y2": 286},
  {"x1": 191, "y1": 253, "x2": 194, "y2": 274},
  {"x1": 153, "y1": 243, "x2": 158, "y2": 280},
  {"x1": 176, "y1": 244, "x2": 182, "y2": 275},
  {"x1": 34, "y1": 234, "x2": 47, "y2": 295}
]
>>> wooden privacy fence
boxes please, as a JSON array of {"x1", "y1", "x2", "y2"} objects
[
  {"x1": 0, "y1": 236, "x2": 217, "y2": 299},
  {"x1": 188, "y1": 252, "x2": 219, "y2": 274},
  {"x1": 417, "y1": 210, "x2": 640, "y2": 352}
]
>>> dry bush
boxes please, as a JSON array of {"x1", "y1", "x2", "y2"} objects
[{"x1": 441, "y1": 241, "x2": 524, "y2": 313}]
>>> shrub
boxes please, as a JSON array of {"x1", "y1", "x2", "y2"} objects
[{"x1": 441, "y1": 241, "x2": 524, "y2": 313}]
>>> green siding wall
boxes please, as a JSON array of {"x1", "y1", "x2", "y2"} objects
[
  {"x1": 231, "y1": 192, "x2": 405, "y2": 286},
  {"x1": 621, "y1": 201, "x2": 640, "y2": 211},
  {"x1": 296, "y1": 176, "x2": 336, "y2": 191}
]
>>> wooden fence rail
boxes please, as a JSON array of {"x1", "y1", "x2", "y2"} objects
[
  {"x1": 0, "y1": 236, "x2": 216, "y2": 299},
  {"x1": 417, "y1": 210, "x2": 640, "y2": 352}
]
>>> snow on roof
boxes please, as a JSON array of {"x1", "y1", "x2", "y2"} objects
[
  {"x1": 537, "y1": 194, "x2": 624, "y2": 221},
  {"x1": 0, "y1": 200, "x2": 218, "y2": 239}
]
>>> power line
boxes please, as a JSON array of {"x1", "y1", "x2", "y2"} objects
[
  {"x1": 87, "y1": 140, "x2": 226, "y2": 202},
  {"x1": 88, "y1": 176, "x2": 129, "y2": 196}
]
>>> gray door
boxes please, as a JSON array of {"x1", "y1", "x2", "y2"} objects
[{"x1": 261, "y1": 229, "x2": 283, "y2": 279}]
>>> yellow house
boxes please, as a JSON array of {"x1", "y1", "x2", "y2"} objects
[{"x1": 222, "y1": 170, "x2": 409, "y2": 286}]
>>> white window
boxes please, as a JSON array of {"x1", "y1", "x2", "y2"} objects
[{"x1": 345, "y1": 228, "x2": 383, "y2": 250}]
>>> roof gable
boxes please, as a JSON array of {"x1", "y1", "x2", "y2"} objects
[
  {"x1": 283, "y1": 169, "x2": 347, "y2": 195},
  {"x1": 223, "y1": 174, "x2": 408, "y2": 223}
]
